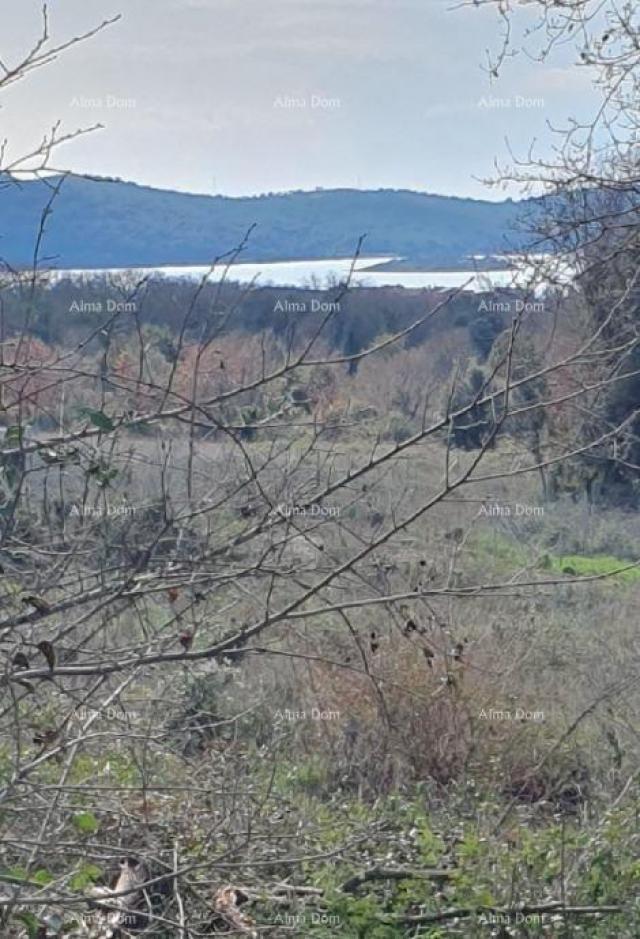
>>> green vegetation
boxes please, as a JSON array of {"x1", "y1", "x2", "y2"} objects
[
  {"x1": 548, "y1": 553, "x2": 640, "y2": 583},
  {"x1": 1, "y1": 176, "x2": 530, "y2": 269},
  {"x1": 2, "y1": 0, "x2": 640, "y2": 934}
]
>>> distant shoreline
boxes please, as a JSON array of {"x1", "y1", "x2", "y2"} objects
[
  {"x1": 29, "y1": 254, "x2": 514, "y2": 277},
  {"x1": 363, "y1": 258, "x2": 513, "y2": 274},
  {"x1": 33, "y1": 255, "x2": 397, "y2": 275},
  {"x1": 30, "y1": 257, "x2": 525, "y2": 294}
]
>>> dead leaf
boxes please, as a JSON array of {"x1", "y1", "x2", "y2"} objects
[
  {"x1": 33, "y1": 728, "x2": 58, "y2": 747},
  {"x1": 422, "y1": 645, "x2": 435, "y2": 668},
  {"x1": 13, "y1": 652, "x2": 30, "y2": 670},
  {"x1": 22, "y1": 595, "x2": 51, "y2": 614},
  {"x1": 37, "y1": 640, "x2": 56, "y2": 670},
  {"x1": 212, "y1": 885, "x2": 256, "y2": 936}
]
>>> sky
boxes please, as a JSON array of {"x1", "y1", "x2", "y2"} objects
[{"x1": 1, "y1": 0, "x2": 597, "y2": 200}]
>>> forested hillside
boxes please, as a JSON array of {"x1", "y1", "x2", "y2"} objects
[{"x1": 0, "y1": 176, "x2": 530, "y2": 269}]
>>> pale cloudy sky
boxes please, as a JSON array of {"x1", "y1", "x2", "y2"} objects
[{"x1": 1, "y1": 0, "x2": 596, "y2": 199}]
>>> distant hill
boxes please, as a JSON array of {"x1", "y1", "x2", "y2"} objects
[{"x1": 0, "y1": 175, "x2": 535, "y2": 270}]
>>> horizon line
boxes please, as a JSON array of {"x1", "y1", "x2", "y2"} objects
[{"x1": 4, "y1": 171, "x2": 523, "y2": 204}]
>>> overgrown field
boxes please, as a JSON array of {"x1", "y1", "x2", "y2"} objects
[{"x1": 2, "y1": 413, "x2": 639, "y2": 936}]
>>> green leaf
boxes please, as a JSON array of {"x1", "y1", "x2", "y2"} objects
[
  {"x1": 72, "y1": 811, "x2": 99, "y2": 834},
  {"x1": 32, "y1": 868, "x2": 54, "y2": 885},
  {"x1": 79, "y1": 408, "x2": 115, "y2": 432},
  {"x1": 60, "y1": 921, "x2": 81, "y2": 936},
  {"x1": 16, "y1": 912, "x2": 41, "y2": 939},
  {"x1": 69, "y1": 862, "x2": 103, "y2": 890},
  {"x1": 60, "y1": 922, "x2": 81, "y2": 936},
  {"x1": 86, "y1": 462, "x2": 119, "y2": 488},
  {"x1": 4, "y1": 425, "x2": 23, "y2": 446}
]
